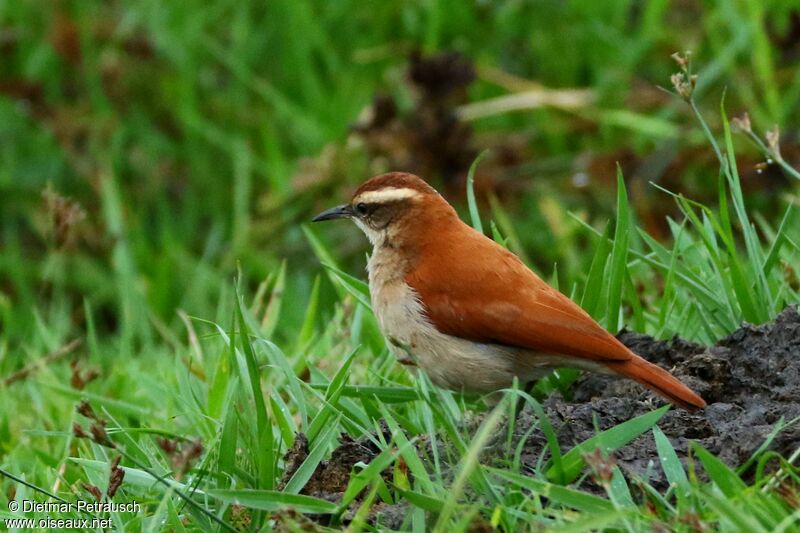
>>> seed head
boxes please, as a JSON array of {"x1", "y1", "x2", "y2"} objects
[
  {"x1": 73, "y1": 422, "x2": 88, "y2": 439},
  {"x1": 766, "y1": 125, "x2": 781, "y2": 157},
  {"x1": 76, "y1": 401, "x2": 97, "y2": 420},
  {"x1": 90, "y1": 421, "x2": 116, "y2": 448},
  {"x1": 671, "y1": 72, "x2": 694, "y2": 101},
  {"x1": 671, "y1": 51, "x2": 692, "y2": 71},
  {"x1": 107, "y1": 456, "x2": 125, "y2": 498},
  {"x1": 731, "y1": 113, "x2": 752, "y2": 134},
  {"x1": 42, "y1": 187, "x2": 86, "y2": 249}
]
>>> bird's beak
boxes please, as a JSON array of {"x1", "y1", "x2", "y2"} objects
[{"x1": 312, "y1": 204, "x2": 353, "y2": 222}]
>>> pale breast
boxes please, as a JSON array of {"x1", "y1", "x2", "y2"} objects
[
  {"x1": 367, "y1": 248, "x2": 428, "y2": 347},
  {"x1": 367, "y1": 248, "x2": 526, "y2": 392}
]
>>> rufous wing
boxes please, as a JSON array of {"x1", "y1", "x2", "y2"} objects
[
  {"x1": 406, "y1": 227, "x2": 632, "y2": 363},
  {"x1": 405, "y1": 222, "x2": 706, "y2": 410}
]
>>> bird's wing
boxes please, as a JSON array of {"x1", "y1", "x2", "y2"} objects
[{"x1": 405, "y1": 230, "x2": 631, "y2": 362}]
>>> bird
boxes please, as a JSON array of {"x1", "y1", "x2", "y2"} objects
[{"x1": 313, "y1": 172, "x2": 706, "y2": 410}]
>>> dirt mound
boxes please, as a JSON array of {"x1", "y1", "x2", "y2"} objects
[
  {"x1": 517, "y1": 305, "x2": 800, "y2": 487},
  {"x1": 279, "y1": 424, "x2": 408, "y2": 528},
  {"x1": 281, "y1": 432, "x2": 382, "y2": 496}
]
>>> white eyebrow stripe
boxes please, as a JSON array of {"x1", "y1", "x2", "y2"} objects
[{"x1": 354, "y1": 187, "x2": 421, "y2": 204}]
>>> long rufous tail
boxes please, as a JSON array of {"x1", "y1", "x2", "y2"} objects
[{"x1": 607, "y1": 356, "x2": 706, "y2": 411}]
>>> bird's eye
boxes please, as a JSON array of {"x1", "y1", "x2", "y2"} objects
[{"x1": 355, "y1": 203, "x2": 368, "y2": 215}]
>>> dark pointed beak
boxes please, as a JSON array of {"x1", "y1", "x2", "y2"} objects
[{"x1": 312, "y1": 204, "x2": 353, "y2": 222}]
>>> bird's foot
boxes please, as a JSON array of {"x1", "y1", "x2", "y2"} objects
[{"x1": 388, "y1": 336, "x2": 418, "y2": 366}]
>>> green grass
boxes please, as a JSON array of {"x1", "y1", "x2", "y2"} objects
[{"x1": 1, "y1": 1, "x2": 800, "y2": 531}]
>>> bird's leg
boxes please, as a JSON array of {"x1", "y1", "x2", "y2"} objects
[{"x1": 388, "y1": 336, "x2": 418, "y2": 367}]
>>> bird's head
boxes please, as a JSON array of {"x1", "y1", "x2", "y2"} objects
[{"x1": 312, "y1": 172, "x2": 453, "y2": 247}]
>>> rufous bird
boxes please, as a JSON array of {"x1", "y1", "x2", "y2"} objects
[{"x1": 313, "y1": 172, "x2": 706, "y2": 410}]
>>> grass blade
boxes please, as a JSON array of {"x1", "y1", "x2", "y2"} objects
[
  {"x1": 466, "y1": 149, "x2": 490, "y2": 233},
  {"x1": 546, "y1": 405, "x2": 670, "y2": 483},
  {"x1": 209, "y1": 489, "x2": 338, "y2": 514},
  {"x1": 606, "y1": 166, "x2": 631, "y2": 333}
]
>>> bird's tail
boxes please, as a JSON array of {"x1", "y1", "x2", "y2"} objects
[{"x1": 607, "y1": 356, "x2": 706, "y2": 411}]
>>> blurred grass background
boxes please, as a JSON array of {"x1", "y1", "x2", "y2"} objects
[{"x1": 3, "y1": 0, "x2": 799, "y2": 354}]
